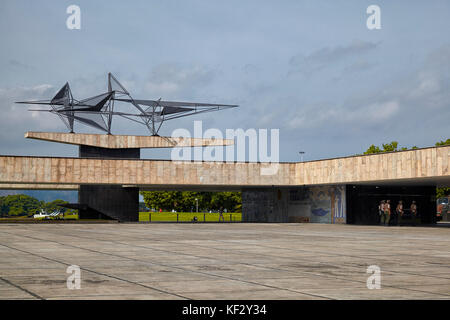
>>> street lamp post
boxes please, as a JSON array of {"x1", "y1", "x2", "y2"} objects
[
  {"x1": 195, "y1": 198, "x2": 198, "y2": 213},
  {"x1": 299, "y1": 151, "x2": 305, "y2": 162}
]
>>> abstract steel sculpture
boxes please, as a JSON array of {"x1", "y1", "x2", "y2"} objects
[{"x1": 16, "y1": 73, "x2": 237, "y2": 135}]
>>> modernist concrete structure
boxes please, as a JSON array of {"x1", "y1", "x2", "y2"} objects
[
  {"x1": 0, "y1": 132, "x2": 449, "y2": 223},
  {"x1": 25, "y1": 132, "x2": 234, "y2": 149}
]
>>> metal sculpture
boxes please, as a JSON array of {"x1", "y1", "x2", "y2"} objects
[{"x1": 16, "y1": 73, "x2": 237, "y2": 135}]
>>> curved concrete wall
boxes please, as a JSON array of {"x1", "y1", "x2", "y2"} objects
[{"x1": 0, "y1": 145, "x2": 449, "y2": 188}]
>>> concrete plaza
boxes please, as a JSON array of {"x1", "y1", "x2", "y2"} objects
[{"x1": 0, "y1": 223, "x2": 449, "y2": 300}]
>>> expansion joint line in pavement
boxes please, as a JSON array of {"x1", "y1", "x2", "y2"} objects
[
  {"x1": 25, "y1": 227, "x2": 450, "y2": 298},
  {"x1": 2, "y1": 230, "x2": 334, "y2": 300},
  {"x1": 0, "y1": 242, "x2": 189, "y2": 300},
  {"x1": 0, "y1": 276, "x2": 44, "y2": 300}
]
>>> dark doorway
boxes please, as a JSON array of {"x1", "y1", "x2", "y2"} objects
[{"x1": 346, "y1": 185, "x2": 436, "y2": 225}]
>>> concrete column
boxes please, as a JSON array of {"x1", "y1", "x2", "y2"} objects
[
  {"x1": 78, "y1": 184, "x2": 139, "y2": 221},
  {"x1": 78, "y1": 145, "x2": 140, "y2": 221},
  {"x1": 242, "y1": 188, "x2": 289, "y2": 222}
]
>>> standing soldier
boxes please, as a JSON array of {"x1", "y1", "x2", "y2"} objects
[
  {"x1": 396, "y1": 200, "x2": 404, "y2": 225},
  {"x1": 379, "y1": 200, "x2": 385, "y2": 225},
  {"x1": 384, "y1": 200, "x2": 391, "y2": 226},
  {"x1": 411, "y1": 201, "x2": 418, "y2": 225},
  {"x1": 218, "y1": 206, "x2": 224, "y2": 222}
]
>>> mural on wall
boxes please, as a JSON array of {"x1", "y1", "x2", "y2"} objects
[
  {"x1": 332, "y1": 186, "x2": 346, "y2": 224},
  {"x1": 287, "y1": 185, "x2": 346, "y2": 224},
  {"x1": 309, "y1": 186, "x2": 332, "y2": 223}
]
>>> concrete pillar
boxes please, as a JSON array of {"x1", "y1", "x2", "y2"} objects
[
  {"x1": 242, "y1": 188, "x2": 289, "y2": 222},
  {"x1": 78, "y1": 184, "x2": 139, "y2": 221},
  {"x1": 77, "y1": 145, "x2": 140, "y2": 221}
]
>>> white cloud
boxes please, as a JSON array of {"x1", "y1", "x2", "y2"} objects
[{"x1": 0, "y1": 84, "x2": 67, "y2": 140}]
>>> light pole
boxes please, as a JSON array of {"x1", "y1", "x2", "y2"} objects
[
  {"x1": 299, "y1": 151, "x2": 305, "y2": 162},
  {"x1": 195, "y1": 198, "x2": 198, "y2": 213}
]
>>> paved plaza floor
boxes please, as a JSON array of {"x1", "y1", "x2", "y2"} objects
[{"x1": 0, "y1": 223, "x2": 449, "y2": 300}]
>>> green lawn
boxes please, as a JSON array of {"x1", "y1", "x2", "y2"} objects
[
  {"x1": 0, "y1": 213, "x2": 79, "y2": 221},
  {"x1": 139, "y1": 212, "x2": 241, "y2": 222},
  {"x1": 1, "y1": 212, "x2": 242, "y2": 222}
]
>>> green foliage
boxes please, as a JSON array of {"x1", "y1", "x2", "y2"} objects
[
  {"x1": 141, "y1": 191, "x2": 181, "y2": 211},
  {"x1": 140, "y1": 191, "x2": 242, "y2": 212},
  {"x1": 436, "y1": 187, "x2": 450, "y2": 199},
  {"x1": 179, "y1": 191, "x2": 209, "y2": 212},
  {"x1": 0, "y1": 194, "x2": 42, "y2": 217},
  {"x1": 0, "y1": 195, "x2": 78, "y2": 218},
  {"x1": 210, "y1": 192, "x2": 242, "y2": 211},
  {"x1": 363, "y1": 144, "x2": 381, "y2": 154},
  {"x1": 435, "y1": 139, "x2": 450, "y2": 146},
  {"x1": 0, "y1": 198, "x2": 6, "y2": 218},
  {"x1": 381, "y1": 141, "x2": 399, "y2": 152},
  {"x1": 364, "y1": 141, "x2": 400, "y2": 154},
  {"x1": 42, "y1": 199, "x2": 67, "y2": 213},
  {"x1": 139, "y1": 211, "x2": 242, "y2": 222}
]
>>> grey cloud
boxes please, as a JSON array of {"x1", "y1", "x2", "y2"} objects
[
  {"x1": 0, "y1": 84, "x2": 64, "y2": 135},
  {"x1": 289, "y1": 40, "x2": 380, "y2": 76},
  {"x1": 144, "y1": 64, "x2": 218, "y2": 99},
  {"x1": 0, "y1": 84, "x2": 79, "y2": 156},
  {"x1": 257, "y1": 44, "x2": 450, "y2": 150},
  {"x1": 342, "y1": 60, "x2": 377, "y2": 75},
  {"x1": 9, "y1": 59, "x2": 34, "y2": 70},
  {"x1": 242, "y1": 64, "x2": 259, "y2": 75}
]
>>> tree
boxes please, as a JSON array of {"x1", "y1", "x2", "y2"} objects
[
  {"x1": 42, "y1": 199, "x2": 68, "y2": 214},
  {"x1": 140, "y1": 191, "x2": 182, "y2": 211},
  {"x1": 210, "y1": 192, "x2": 242, "y2": 212},
  {"x1": 363, "y1": 144, "x2": 381, "y2": 155},
  {"x1": 364, "y1": 141, "x2": 400, "y2": 154},
  {"x1": 436, "y1": 139, "x2": 450, "y2": 146},
  {"x1": 0, "y1": 197, "x2": 7, "y2": 218},
  {"x1": 437, "y1": 188, "x2": 450, "y2": 199},
  {"x1": 140, "y1": 191, "x2": 242, "y2": 212},
  {"x1": 382, "y1": 141, "x2": 399, "y2": 152},
  {"x1": 178, "y1": 192, "x2": 210, "y2": 212},
  {"x1": 0, "y1": 194, "x2": 42, "y2": 217}
]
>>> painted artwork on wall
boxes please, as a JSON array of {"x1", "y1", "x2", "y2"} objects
[
  {"x1": 287, "y1": 185, "x2": 346, "y2": 224},
  {"x1": 309, "y1": 186, "x2": 332, "y2": 223},
  {"x1": 332, "y1": 186, "x2": 346, "y2": 224}
]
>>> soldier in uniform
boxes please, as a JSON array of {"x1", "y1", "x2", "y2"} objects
[
  {"x1": 410, "y1": 201, "x2": 418, "y2": 225},
  {"x1": 218, "y1": 206, "x2": 224, "y2": 222},
  {"x1": 384, "y1": 200, "x2": 391, "y2": 226},
  {"x1": 395, "y1": 200, "x2": 404, "y2": 225},
  {"x1": 379, "y1": 200, "x2": 385, "y2": 225}
]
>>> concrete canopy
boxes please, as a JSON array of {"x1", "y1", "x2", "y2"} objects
[{"x1": 0, "y1": 144, "x2": 449, "y2": 189}]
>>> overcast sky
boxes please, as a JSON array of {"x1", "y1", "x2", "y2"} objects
[{"x1": 0, "y1": 0, "x2": 449, "y2": 162}]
